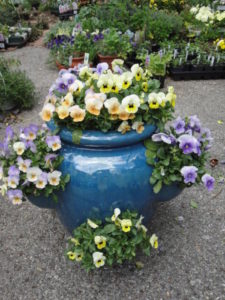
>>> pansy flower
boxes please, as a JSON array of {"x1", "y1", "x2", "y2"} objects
[
  {"x1": 131, "y1": 64, "x2": 143, "y2": 81},
  {"x1": 7, "y1": 189, "x2": 23, "y2": 205},
  {"x1": 69, "y1": 105, "x2": 86, "y2": 122},
  {"x1": 120, "y1": 219, "x2": 132, "y2": 232},
  {"x1": 94, "y1": 236, "x2": 107, "y2": 250},
  {"x1": 104, "y1": 97, "x2": 120, "y2": 115},
  {"x1": 47, "y1": 171, "x2": 62, "y2": 186},
  {"x1": 92, "y1": 252, "x2": 106, "y2": 268},
  {"x1": 13, "y1": 142, "x2": 25, "y2": 156},
  {"x1": 121, "y1": 95, "x2": 140, "y2": 114}
]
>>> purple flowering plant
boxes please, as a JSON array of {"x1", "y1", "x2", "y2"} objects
[
  {"x1": 0, "y1": 124, "x2": 70, "y2": 205},
  {"x1": 145, "y1": 115, "x2": 214, "y2": 193}
]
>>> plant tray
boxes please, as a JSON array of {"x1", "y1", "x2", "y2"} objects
[
  {"x1": 169, "y1": 65, "x2": 225, "y2": 80},
  {"x1": 59, "y1": 11, "x2": 74, "y2": 20}
]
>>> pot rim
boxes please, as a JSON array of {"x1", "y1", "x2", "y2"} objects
[{"x1": 47, "y1": 120, "x2": 156, "y2": 148}]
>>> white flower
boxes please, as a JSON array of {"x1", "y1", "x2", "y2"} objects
[
  {"x1": 69, "y1": 105, "x2": 86, "y2": 122},
  {"x1": 0, "y1": 184, "x2": 7, "y2": 196},
  {"x1": 40, "y1": 103, "x2": 55, "y2": 122},
  {"x1": 87, "y1": 219, "x2": 99, "y2": 229},
  {"x1": 97, "y1": 73, "x2": 113, "y2": 93},
  {"x1": 47, "y1": 171, "x2": 62, "y2": 186},
  {"x1": 92, "y1": 252, "x2": 106, "y2": 268},
  {"x1": 111, "y1": 208, "x2": 121, "y2": 222},
  {"x1": 131, "y1": 64, "x2": 143, "y2": 81},
  {"x1": 85, "y1": 93, "x2": 105, "y2": 116},
  {"x1": 149, "y1": 234, "x2": 158, "y2": 249},
  {"x1": 190, "y1": 7, "x2": 198, "y2": 14},
  {"x1": 35, "y1": 174, "x2": 47, "y2": 189},
  {"x1": 69, "y1": 80, "x2": 84, "y2": 93},
  {"x1": 13, "y1": 142, "x2": 25, "y2": 156},
  {"x1": 135, "y1": 215, "x2": 148, "y2": 232},
  {"x1": 118, "y1": 121, "x2": 131, "y2": 134},
  {"x1": 56, "y1": 105, "x2": 69, "y2": 119},
  {"x1": 112, "y1": 59, "x2": 124, "y2": 70},
  {"x1": 27, "y1": 167, "x2": 42, "y2": 182},
  {"x1": 104, "y1": 97, "x2": 120, "y2": 115},
  {"x1": 121, "y1": 95, "x2": 140, "y2": 114},
  {"x1": 132, "y1": 121, "x2": 145, "y2": 134},
  {"x1": 61, "y1": 92, "x2": 74, "y2": 107}
]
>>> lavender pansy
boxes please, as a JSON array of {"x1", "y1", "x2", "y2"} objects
[
  {"x1": 178, "y1": 134, "x2": 199, "y2": 154},
  {"x1": 181, "y1": 166, "x2": 198, "y2": 184},
  {"x1": 8, "y1": 165, "x2": 20, "y2": 176},
  {"x1": 46, "y1": 136, "x2": 61, "y2": 151},
  {"x1": 188, "y1": 115, "x2": 201, "y2": 132},
  {"x1": 5, "y1": 126, "x2": 14, "y2": 141},
  {"x1": 7, "y1": 189, "x2": 23, "y2": 205},
  {"x1": 152, "y1": 133, "x2": 176, "y2": 144},
  {"x1": 55, "y1": 78, "x2": 68, "y2": 94},
  {"x1": 173, "y1": 117, "x2": 185, "y2": 134},
  {"x1": 202, "y1": 174, "x2": 215, "y2": 191},
  {"x1": 62, "y1": 73, "x2": 76, "y2": 86},
  {"x1": 45, "y1": 154, "x2": 58, "y2": 165},
  {"x1": 96, "y1": 63, "x2": 109, "y2": 75}
]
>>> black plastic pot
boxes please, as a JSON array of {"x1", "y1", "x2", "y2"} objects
[
  {"x1": 153, "y1": 75, "x2": 165, "y2": 88},
  {"x1": 59, "y1": 11, "x2": 74, "y2": 20}
]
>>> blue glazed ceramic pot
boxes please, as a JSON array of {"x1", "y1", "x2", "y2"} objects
[{"x1": 28, "y1": 122, "x2": 183, "y2": 232}]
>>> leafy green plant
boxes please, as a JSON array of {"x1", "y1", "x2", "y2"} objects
[
  {"x1": 66, "y1": 208, "x2": 158, "y2": 271},
  {"x1": 147, "y1": 53, "x2": 172, "y2": 76}
]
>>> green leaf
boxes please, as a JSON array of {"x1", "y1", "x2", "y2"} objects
[
  {"x1": 103, "y1": 224, "x2": 116, "y2": 234},
  {"x1": 150, "y1": 176, "x2": 157, "y2": 185},
  {"x1": 144, "y1": 139, "x2": 158, "y2": 151},
  {"x1": 72, "y1": 130, "x2": 82, "y2": 145},
  {"x1": 64, "y1": 174, "x2": 70, "y2": 183},
  {"x1": 190, "y1": 200, "x2": 198, "y2": 209},
  {"x1": 153, "y1": 180, "x2": 162, "y2": 194}
]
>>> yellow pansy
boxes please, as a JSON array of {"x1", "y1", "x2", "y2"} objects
[
  {"x1": 93, "y1": 252, "x2": 106, "y2": 268},
  {"x1": 131, "y1": 64, "x2": 144, "y2": 81},
  {"x1": 132, "y1": 121, "x2": 145, "y2": 134},
  {"x1": 61, "y1": 92, "x2": 74, "y2": 107},
  {"x1": 121, "y1": 72, "x2": 133, "y2": 89},
  {"x1": 40, "y1": 103, "x2": 55, "y2": 122},
  {"x1": 67, "y1": 251, "x2": 76, "y2": 260},
  {"x1": 148, "y1": 93, "x2": 160, "y2": 109},
  {"x1": 149, "y1": 234, "x2": 158, "y2": 249},
  {"x1": 94, "y1": 236, "x2": 107, "y2": 250},
  {"x1": 121, "y1": 95, "x2": 140, "y2": 114},
  {"x1": 104, "y1": 97, "x2": 120, "y2": 115},
  {"x1": 70, "y1": 238, "x2": 80, "y2": 246},
  {"x1": 69, "y1": 105, "x2": 86, "y2": 122},
  {"x1": 120, "y1": 219, "x2": 132, "y2": 232},
  {"x1": 97, "y1": 73, "x2": 113, "y2": 93},
  {"x1": 142, "y1": 82, "x2": 148, "y2": 92}
]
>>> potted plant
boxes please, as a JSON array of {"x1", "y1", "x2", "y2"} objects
[{"x1": 96, "y1": 29, "x2": 132, "y2": 68}]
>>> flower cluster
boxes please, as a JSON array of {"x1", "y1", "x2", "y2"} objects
[
  {"x1": 41, "y1": 61, "x2": 175, "y2": 133},
  {"x1": 145, "y1": 115, "x2": 215, "y2": 193},
  {"x1": 190, "y1": 6, "x2": 225, "y2": 23},
  {"x1": 215, "y1": 38, "x2": 225, "y2": 51},
  {"x1": 0, "y1": 124, "x2": 70, "y2": 205},
  {"x1": 66, "y1": 208, "x2": 158, "y2": 271}
]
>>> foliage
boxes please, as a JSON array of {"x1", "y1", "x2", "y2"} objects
[
  {"x1": 0, "y1": 124, "x2": 70, "y2": 204},
  {"x1": 0, "y1": 57, "x2": 35, "y2": 111},
  {"x1": 66, "y1": 208, "x2": 158, "y2": 271}
]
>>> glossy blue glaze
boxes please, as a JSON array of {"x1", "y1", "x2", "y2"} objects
[{"x1": 29, "y1": 122, "x2": 183, "y2": 233}]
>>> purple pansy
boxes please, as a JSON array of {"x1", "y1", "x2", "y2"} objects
[
  {"x1": 7, "y1": 189, "x2": 23, "y2": 204},
  {"x1": 96, "y1": 63, "x2": 109, "y2": 75},
  {"x1": 5, "y1": 126, "x2": 14, "y2": 141},
  {"x1": 8, "y1": 165, "x2": 20, "y2": 176},
  {"x1": 181, "y1": 166, "x2": 198, "y2": 184},
  {"x1": 0, "y1": 140, "x2": 10, "y2": 157},
  {"x1": 178, "y1": 134, "x2": 199, "y2": 154},
  {"x1": 62, "y1": 72, "x2": 76, "y2": 86},
  {"x1": 25, "y1": 140, "x2": 37, "y2": 153},
  {"x1": 202, "y1": 174, "x2": 215, "y2": 191},
  {"x1": 173, "y1": 117, "x2": 185, "y2": 135},
  {"x1": 22, "y1": 124, "x2": 39, "y2": 141},
  {"x1": 45, "y1": 154, "x2": 57, "y2": 164},
  {"x1": 7, "y1": 175, "x2": 20, "y2": 188},
  {"x1": 152, "y1": 133, "x2": 176, "y2": 145},
  {"x1": 46, "y1": 135, "x2": 61, "y2": 150},
  {"x1": 17, "y1": 157, "x2": 32, "y2": 171},
  {"x1": 188, "y1": 115, "x2": 201, "y2": 133},
  {"x1": 113, "y1": 65, "x2": 123, "y2": 74},
  {"x1": 55, "y1": 78, "x2": 68, "y2": 94}
]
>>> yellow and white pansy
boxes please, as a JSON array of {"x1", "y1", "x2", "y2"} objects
[
  {"x1": 148, "y1": 92, "x2": 161, "y2": 109},
  {"x1": 47, "y1": 170, "x2": 62, "y2": 186},
  {"x1": 56, "y1": 105, "x2": 69, "y2": 119},
  {"x1": 112, "y1": 59, "x2": 124, "y2": 72},
  {"x1": 132, "y1": 121, "x2": 145, "y2": 134},
  {"x1": 120, "y1": 219, "x2": 132, "y2": 232},
  {"x1": 40, "y1": 103, "x2": 55, "y2": 122},
  {"x1": 44, "y1": 94, "x2": 57, "y2": 105},
  {"x1": 0, "y1": 183, "x2": 8, "y2": 196},
  {"x1": 104, "y1": 97, "x2": 120, "y2": 115},
  {"x1": 92, "y1": 252, "x2": 106, "y2": 268},
  {"x1": 111, "y1": 74, "x2": 122, "y2": 93},
  {"x1": 157, "y1": 92, "x2": 166, "y2": 107},
  {"x1": 26, "y1": 167, "x2": 42, "y2": 182},
  {"x1": 79, "y1": 66, "x2": 93, "y2": 79},
  {"x1": 69, "y1": 80, "x2": 84, "y2": 95},
  {"x1": 149, "y1": 234, "x2": 158, "y2": 249},
  {"x1": 121, "y1": 95, "x2": 140, "y2": 114},
  {"x1": 87, "y1": 219, "x2": 99, "y2": 229},
  {"x1": 13, "y1": 142, "x2": 25, "y2": 156},
  {"x1": 117, "y1": 121, "x2": 131, "y2": 134},
  {"x1": 111, "y1": 208, "x2": 121, "y2": 222},
  {"x1": 70, "y1": 238, "x2": 80, "y2": 246},
  {"x1": 85, "y1": 92, "x2": 106, "y2": 116},
  {"x1": 131, "y1": 64, "x2": 144, "y2": 81},
  {"x1": 142, "y1": 82, "x2": 148, "y2": 92},
  {"x1": 94, "y1": 236, "x2": 107, "y2": 250},
  {"x1": 97, "y1": 73, "x2": 113, "y2": 93},
  {"x1": 61, "y1": 92, "x2": 74, "y2": 107},
  {"x1": 69, "y1": 105, "x2": 86, "y2": 122},
  {"x1": 166, "y1": 86, "x2": 176, "y2": 107},
  {"x1": 118, "y1": 106, "x2": 130, "y2": 121},
  {"x1": 121, "y1": 72, "x2": 133, "y2": 89}
]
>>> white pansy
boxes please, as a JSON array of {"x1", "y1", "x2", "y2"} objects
[
  {"x1": 132, "y1": 121, "x2": 145, "y2": 134},
  {"x1": 117, "y1": 121, "x2": 131, "y2": 134},
  {"x1": 61, "y1": 92, "x2": 74, "y2": 107},
  {"x1": 121, "y1": 95, "x2": 140, "y2": 114},
  {"x1": 26, "y1": 167, "x2": 42, "y2": 182},
  {"x1": 13, "y1": 142, "x2": 25, "y2": 156},
  {"x1": 111, "y1": 208, "x2": 121, "y2": 221},
  {"x1": 0, "y1": 184, "x2": 7, "y2": 196},
  {"x1": 40, "y1": 103, "x2": 55, "y2": 122},
  {"x1": 131, "y1": 64, "x2": 143, "y2": 81},
  {"x1": 47, "y1": 171, "x2": 62, "y2": 186},
  {"x1": 121, "y1": 71, "x2": 133, "y2": 89},
  {"x1": 104, "y1": 97, "x2": 120, "y2": 114},
  {"x1": 56, "y1": 105, "x2": 69, "y2": 119},
  {"x1": 87, "y1": 219, "x2": 99, "y2": 229},
  {"x1": 92, "y1": 252, "x2": 106, "y2": 268}
]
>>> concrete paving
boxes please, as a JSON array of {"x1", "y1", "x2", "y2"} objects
[{"x1": 0, "y1": 47, "x2": 225, "y2": 300}]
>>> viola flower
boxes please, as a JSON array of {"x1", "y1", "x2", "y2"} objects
[
  {"x1": 165, "y1": 87, "x2": 176, "y2": 107},
  {"x1": 120, "y1": 219, "x2": 132, "y2": 232},
  {"x1": 45, "y1": 154, "x2": 57, "y2": 166},
  {"x1": 69, "y1": 80, "x2": 84, "y2": 95},
  {"x1": 104, "y1": 97, "x2": 120, "y2": 115},
  {"x1": 202, "y1": 174, "x2": 215, "y2": 191},
  {"x1": 111, "y1": 208, "x2": 121, "y2": 222},
  {"x1": 131, "y1": 64, "x2": 143, "y2": 81},
  {"x1": 97, "y1": 73, "x2": 113, "y2": 93},
  {"x1": 121, "y1": 72, "x2": 133, "y2": 89},
  {"x1": 188, "y1": 115, "x2": 201, "y2": 132},
  {"x1": 17, "y1": 157, "x2": 32, "y2": 173},
  {"x1": 47, "y1": 171, "x2": 61, "y2": 186},
  {"x1": 56, "y1": 105, "x2": 69, "y2": 119},
  {"x1": 178, "y1": 134, "x2": 199, "y2": 154},
  {"x1": 5, "y1": 126, "x2": 14, "y2": 141},
  {"x1": 118, "y1": 106, "x2": 130, "y2": 121},
  {"x1": 8, "y1": 165, "x2": 20, "y2": 177},
  {"x1": 96, "y1": 63, "x2": 108, "y2": 75},
  {"x1": 55, "y1": 78, "x2": 68, "y2": 94},
  {"x1": 85, "y1": 93, "x2": 105, "y2": 116},
  {"x1": 149, "y1": 234, "x2": 158, "y2": 249},
  {"x1": 173, "y1": 117, "x2": 186, "y2": 134},
  {"x1": 142, "y1": 82, "x2": 148, "y2": 92},
  {"x1": 157, "y1": 92, "x2": 166, "y2": 107},
  {"x1": 61, "y1": 93, "x2": 74, "y2": 107},
  {"x1": 25, "y1": 140, "x2": 37, "y2": 153},
  {"x1": 46, "y1": 135, "x2": 61, "y2": 151},
  {"x1": 87, "y1": 219, "x2": 99, "y2": 229},
  {"x1": 67, "y1": 251, "x2": 76, "y2": 261},
  {"x1": 22, "y1": 125, "x2": 38, "y2": 141},
  {"x1": 94, "y1": 236, "x2": 107, "y2": 250},
  {"x1": 40, "y1": 103, "x2": 55, "y2": 122},
  {"x1": 35, "y1": 172, "x2": 48, "y2": 189},
  {"x1": 0, "y1": 140, "x2": 10, "y2": 157},
  {"x1": 118, "y1": 121, "x2": 131, "y2": 134},
  {"x1": 7, "y1": 189, "x2": 23, "y2": 205},
  {"x1": 132, "y1": 121, "x2": 145, "y2": 134},
  {"x1": 111, "y1": 74, "x2": 122, "y2": 93},
  {"x1": 7, "y1": 176, "x2": 19, "y2": 189},
  {"x1": 13, "y1": 142, "x2": 25, "y2": 156},
  {"x1": 181, "y1": 166, "x2": 198, "y2": 184},
  {"x1": 62, "y1": 72, "x2": 76, "y2": 86},
  {"x1": 92, "y1": 252, "x2": 106, "y2": 268},
  {"x1": 26, "y1": 167, "x2": 42, "y2": 182},
  {"x1": 69, "y1": 105, "x2": 86, "y2": 122},
  {"x1": 74, "y1": 253, "x2": 83, "y2": 262},
  {"x1": 148, "y1": 93, "x2": 160, "y2": 109},
  {"x1": 79, "y1": 66, "x2": 93, "y2": 79},
  {"x1": 152, "y1": 133, "x2": 176, "y2": 144},
  {"x1": 121, "y1": 95, "x2": 140, "y2": 114}
]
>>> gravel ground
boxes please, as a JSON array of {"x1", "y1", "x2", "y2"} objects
[{"x1": 0, "y1": 47, "x2": 225, "y2": 300}]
